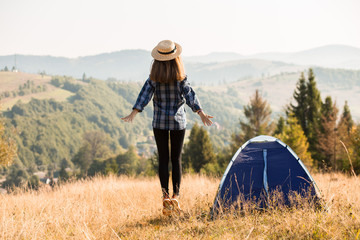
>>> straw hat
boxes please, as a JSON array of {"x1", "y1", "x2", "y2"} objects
[{"x1": 151, "y1": 40, "x2": 182, "y2": 61}]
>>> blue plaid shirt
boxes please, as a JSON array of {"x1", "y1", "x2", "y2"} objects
[{"x1": 133, "y1": 77, "x2": 202, "y2": 130}]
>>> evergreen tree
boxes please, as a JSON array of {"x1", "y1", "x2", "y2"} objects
[
  {"x1": 289, "y1": 72, "x2": 307, "y2": 133},
  {"x1": 196, "y1": 127, "x2": 217, "y2": 174},
  {"x1": 182, "y1": 123, "x2": 200, "y2": 172},
  {"x1": 338, "y1": 101, "x2": 354, "y2": 134},
  {"x1": 116, "y1": 146, "x2": 139, "y2": 175},
  {"x1": 274, "y1": 116, "x2": 285, "y2": 135},
  {"x1": 306, "y1": 69, "x2": 322, "y2": 159},
  {"x1": 275, "y1": 115, "x2": 313, "y2": 168},
  {"x1": 183, "y1": 123, "x2": 216, "y2": 173},
  {"x1": 232, "y1": 90, "x2": 274, "y2": 149},
  {"x1": 289, "y1": 69, "x2": 322, "y2": 162},
  {"x1": 320, "y1": 97, "x2": 334, "y2": 121},
  {"x1": 337, "y1": 101, "x2": 355, "y2": 171},
  {"x1": 241, "y1": 90, "x2": 273, "y2": 139},
  {"x1": 317, "y1": 97, "x2": 338, "y2": 169}
]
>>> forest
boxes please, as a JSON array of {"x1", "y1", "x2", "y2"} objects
[{"x1": 0, "y1": 68, "x2": 359, "y2": 190}]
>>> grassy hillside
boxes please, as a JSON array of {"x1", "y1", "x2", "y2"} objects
[
  {"x1": 0, "y1": 173, "x2": 359, "y2": 239},
  {"x1": 201, "y1": 68, "x2": 360, "y2": 120},
  {"x1": 1, "y1": 68, "x2": 359, "y2": 172},
  {"x1": 2, "y1": 78, "x2": 152, "y2": 168},
  {"x1": 0, "y1": 72, "x2": 74, "y2": 111},
  {"x1": 0, "y1": 73, "x2": 243, "y2": 169},
  {"x1": 0, "y1": 72, "x2": 51, "y2": 91}
]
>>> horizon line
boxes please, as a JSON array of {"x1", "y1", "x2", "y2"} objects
[{"x1": 0, "y1": 43, "x2": 359, "y2": 59}]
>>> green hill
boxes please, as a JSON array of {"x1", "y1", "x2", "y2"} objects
[
  {"x1": 1, "y1": 73, "x2": 242, "y2": 170},
  {"x1": 0, "y1": 72, "x2": 74, "y2": 111},
  {"x1": 201, "y1": 68, "x2": 360, "y2": 120},
  {"x1": 1, "y1": 66, "x2": 359, "y2": 172}
]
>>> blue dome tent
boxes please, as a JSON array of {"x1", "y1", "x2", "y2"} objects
[{"x1": 212, "y1": 135, "x2": 320, "y2": 212}]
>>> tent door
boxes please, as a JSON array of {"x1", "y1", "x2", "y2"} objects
[{"x1": 263, "y1": 149, "x2": 269, "y2": 197}]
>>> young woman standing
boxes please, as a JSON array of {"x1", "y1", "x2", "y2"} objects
[{"x1": 122, "y1": 40, "x2": 213, "y2": 215}]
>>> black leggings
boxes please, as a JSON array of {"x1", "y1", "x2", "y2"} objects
[{"x1": 153, "y1": 128, "x2": 186, "y2": 197}]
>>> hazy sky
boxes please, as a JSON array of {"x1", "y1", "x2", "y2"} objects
[{"x1": 1, "y1": 0, "x2": 359, "y2": 58}]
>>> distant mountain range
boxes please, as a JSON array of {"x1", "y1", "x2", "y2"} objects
[
  {"x1": 0, "y1": 45, "x2": 359, "y2": 83},
  {"x1": 249, "y1": 45, "x2": 360, "y2": 69},
  {"x1": 185, "y1": 45, "x2": 360, "y2": 69}
]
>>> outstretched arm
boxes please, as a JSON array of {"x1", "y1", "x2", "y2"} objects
[{"x1": 121, "y1": 78, "x2": 155, "y2": 123}]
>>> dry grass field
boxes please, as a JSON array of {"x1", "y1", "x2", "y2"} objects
[{"x1": 0, "y1": 173, "x2": 359, "y2": 239}]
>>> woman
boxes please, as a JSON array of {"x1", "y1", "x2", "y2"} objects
[{"x1": 122, "y1": 40, "x2": 213, "y2": 215}]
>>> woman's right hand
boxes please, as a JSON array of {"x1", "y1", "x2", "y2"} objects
[{"x1": 198, "y1": 111, "x2": 213, "y2": 126}]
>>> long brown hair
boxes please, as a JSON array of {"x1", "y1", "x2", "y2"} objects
[{"x1": 150, "y1": 56, "x2": 186, "y2": 83}]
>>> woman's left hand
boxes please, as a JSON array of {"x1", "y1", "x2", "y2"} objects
[
  {"x1": 198, "y1": 111, "x2": 214, "y2": 126},
  {"x1": 121, "y1": 109, "x2": 139, "y2": 123}
]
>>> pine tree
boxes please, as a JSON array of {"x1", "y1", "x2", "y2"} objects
[
  {"x1": 317, "y1": 97, "x2": 338, "y2": 169},
  {"x1": 275, "y1": 115, "x2": 313, "y2": 168},
  {"x1": 337, "y1": 101, "x2": 355, "y2": 171},
  {"x1": 289, "y1": 72, "x2": 307, "y2": 133},
  {"x1": 197, "y1": 128, "x2": 217, "y2": 174},
  {"x1": 182, "y1": 123, "x2": 200, "y2": 172},
  {"x1": 274, "y1": 116, "x2": 285, "y2": 135},
  {"x1": 183, "y1": 123, "x2": 216, "y2": 173},
  {"x1": 289, "y1": 69, "x2": 323, "y2": 163},
  {"x1": 240, "y1": 89, "x2": 273, "y2": 140},
  {"x1": 320, "y1": 97, "x2": 334, "y2": 120},
  {"x1": 116, "y1": 146, "x2": 139, "y2": 175},
  {"x1": 306, "y1": 69, "x2": 322, "y2": 159},
  {"x1": 338, "y1": 101, "x2": 354, "y2": 134}
]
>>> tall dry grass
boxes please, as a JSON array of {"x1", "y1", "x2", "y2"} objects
[{"x1": 0, "y1": 173, "x2": 359, "y2": 239}]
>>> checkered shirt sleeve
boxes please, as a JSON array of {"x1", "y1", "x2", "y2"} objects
[
  {"x1": 133, "y1": 78, "x2": 155, "y2": 112},
  {"x1": 180, "y1": 79, "x2": 202, "y2": 112}
]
